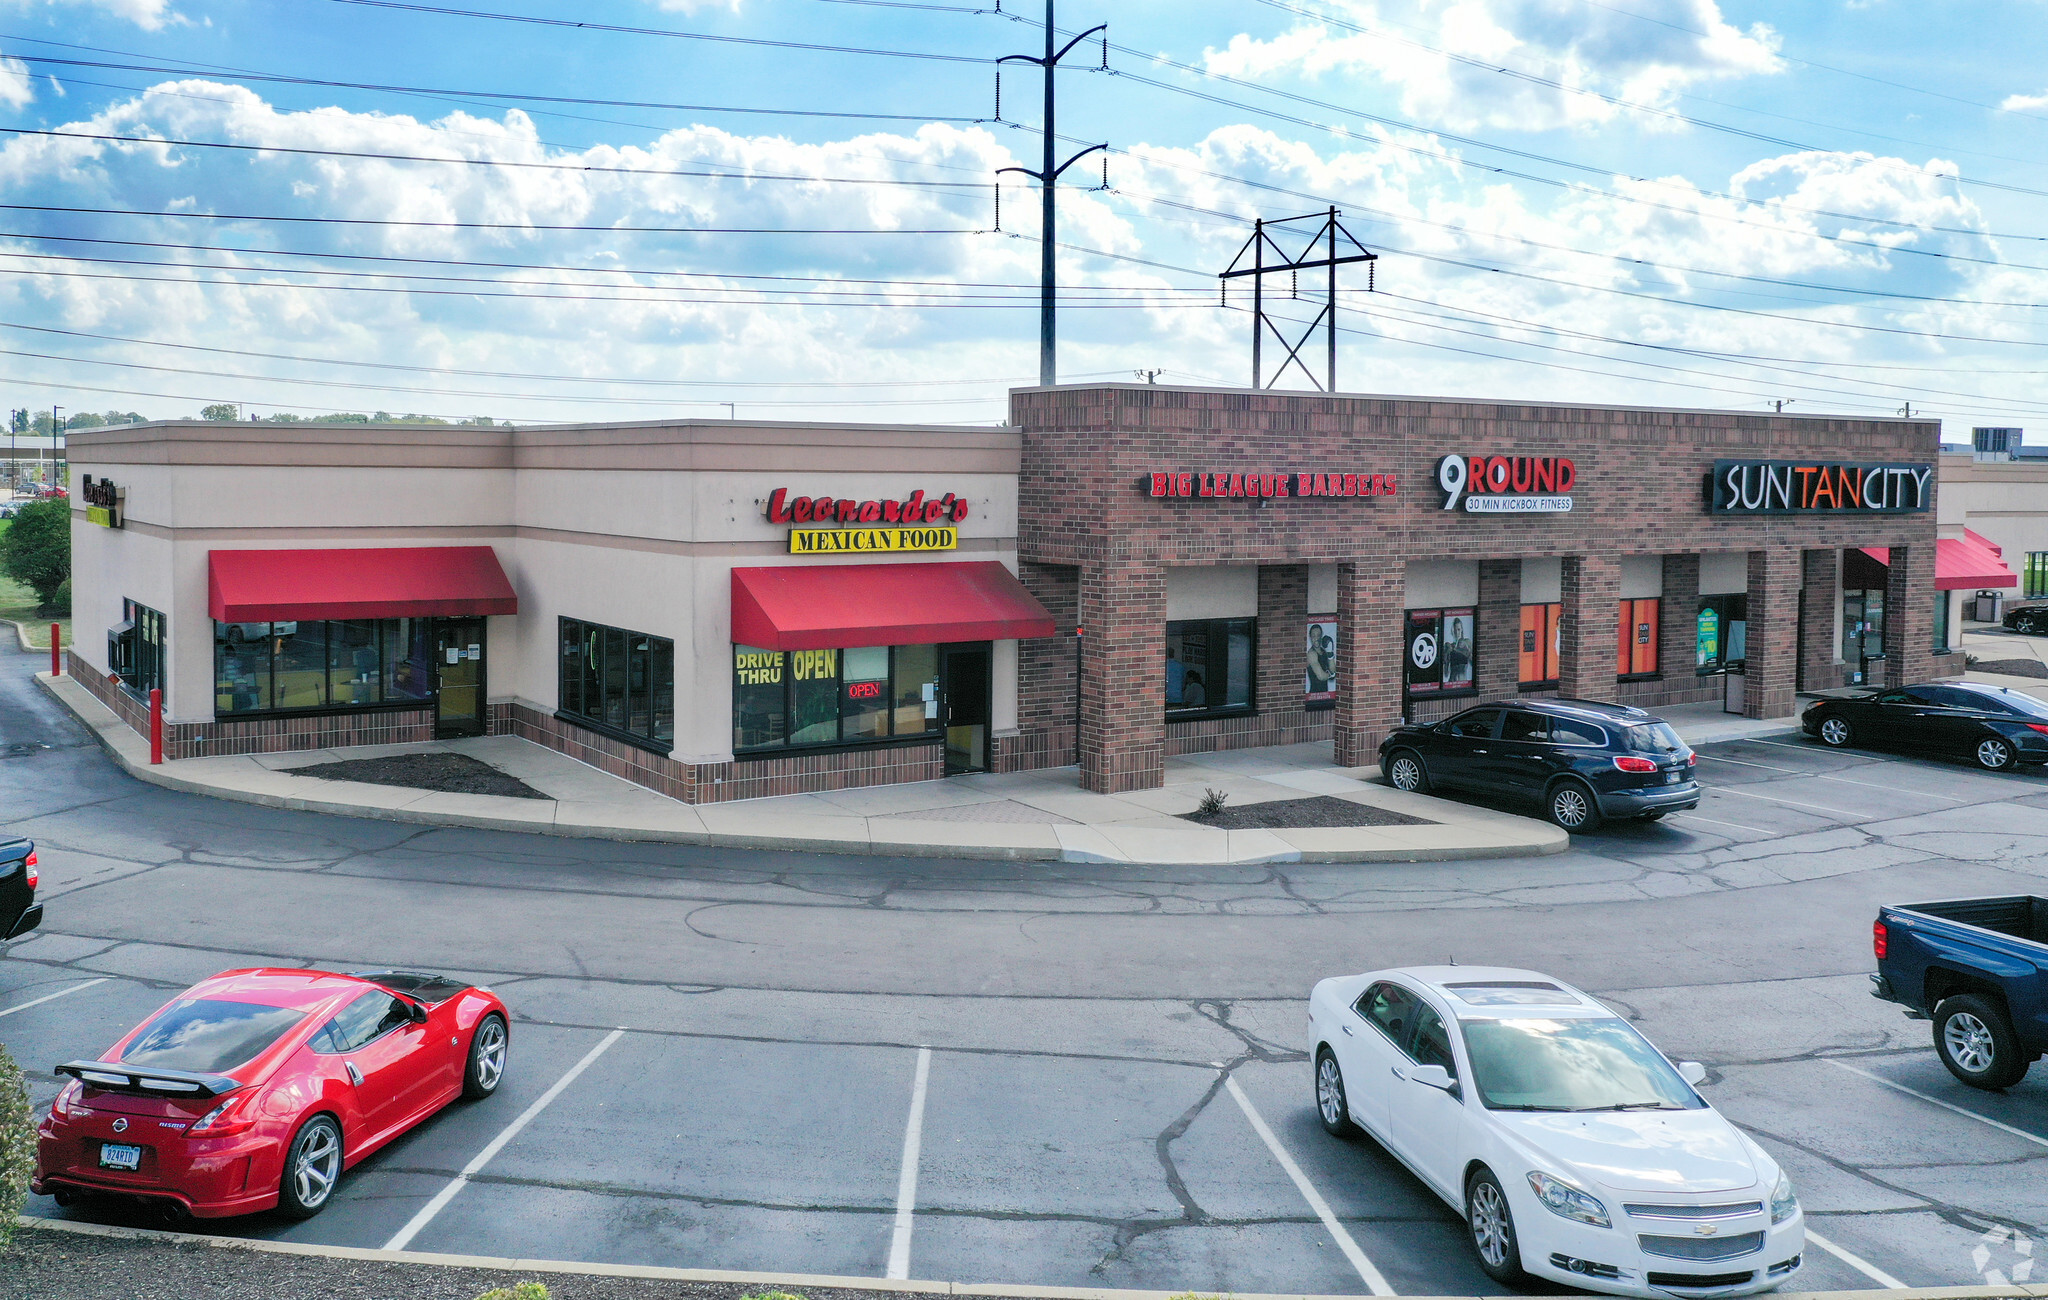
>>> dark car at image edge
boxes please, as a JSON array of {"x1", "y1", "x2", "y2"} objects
[
  {"x1": 1801, "y1": 681, "x2": 2048, "y2": 771},
  {"x1": 2, "y1": 836, "x2": 42, "y2": 941},
  {"x1": 1378, "y1": 698, "x2": 1698, "y2": 832},
  {"x1": 2004, "y1": 604, "x2": 2048, "y2": 635}
]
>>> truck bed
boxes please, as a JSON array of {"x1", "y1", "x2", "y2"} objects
[{"x1": 1895, "y1": 895, "x2": 2048, "y2": 948}]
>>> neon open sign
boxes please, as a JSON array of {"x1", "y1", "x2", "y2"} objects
[{"x1": 846, "y1": 680, "x2": 884, "y2": 700}]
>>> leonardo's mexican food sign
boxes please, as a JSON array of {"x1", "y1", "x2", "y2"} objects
[
  {"x1": 1709, "y1": 461, "x2": 1933, "y2": 515},
  {"x1": 766, "y1": 487, "x2": 965, "y2": 554}
]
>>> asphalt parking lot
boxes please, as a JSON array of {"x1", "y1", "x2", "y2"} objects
[{"x1": 6, "y1": 638, "x2": 2048, "y2": 1296}]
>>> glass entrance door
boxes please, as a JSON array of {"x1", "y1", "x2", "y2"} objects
[
  {"x1": 940, "y1": 644, "x2": 991, "y2": 773},
  {"x1": 433, "y1": 618, "x2": 487, "y2": 738},
  {"x1": 1842, "y1": 590, "x2": 1886, "y2": 686}
]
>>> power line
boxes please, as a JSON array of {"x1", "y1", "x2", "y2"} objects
[{"x1": 0, "y1": 204, "x2": 968, "y2": 234}]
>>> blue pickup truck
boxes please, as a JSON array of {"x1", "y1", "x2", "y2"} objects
[{"x1": 1873, "y1": 895, "x2": 2048, "y2": 1090}]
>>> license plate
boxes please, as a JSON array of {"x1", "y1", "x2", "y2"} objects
[
  {"x1": 1665, "y1": 771, "x2": 1681, "y2": 784},
  {"x1": 99, "y1": 1142, "x2": 142, "y2": 1170}
]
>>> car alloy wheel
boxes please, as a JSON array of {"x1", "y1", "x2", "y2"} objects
[
  {"x1": 1314, "y1": 1049, "x2": 1360, "y2": 1138},
  {"x1": 285, "y1": 1118, "x2": 342, "y2": 1216},
  {"x1": 1548, "y1": 782, "x2": 1599, "y2": 831},
  {"x1": 1977, "y1": 737, "x2": 2015, "y2": 771},
  {"x1": 1387, "y1": 753, "x2": 1424, "y2": 792},
  {"x1": 1818, "y1": 717, "x2": 1851, "y2": 747},
  {"x1": 1945, "y1": 1012, "x2": 1997, "y2": 1074},
  {"x1": 464, "y1": 1013, "x2": 509, "y2": 1099},
  {"x1": 1470, "y1": 1179, "x2": 1511, "y2": 1267}
]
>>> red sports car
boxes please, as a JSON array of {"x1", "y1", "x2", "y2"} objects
[{"x1": 35, "y1": 967, "x2": 509, "y2": 1219}]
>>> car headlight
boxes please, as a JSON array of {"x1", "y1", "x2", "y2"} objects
[
  {"x1": 1771, "y1": 1173, "x2": 1798, "y2": 1225},
  {"x1": 1527, "y1": 1171, "x2": 1611, "y2": 1228}
]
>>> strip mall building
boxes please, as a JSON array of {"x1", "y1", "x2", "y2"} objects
[{"x1": 67, "y1": 385, "x2": 1964, "y2": 802}]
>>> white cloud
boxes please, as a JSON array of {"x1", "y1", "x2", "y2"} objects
[
  {"x1": 1205, "y1": 0, "x2": 1783, "y2": 133},
  {"x1": 2001, "y1": 90, "x2": 2048, "y2": 112},
  {"x1": 5, "y1": 0, "x2": 179, "y2": 29},
  {"x1": 0, "y1": 52, "x2": 31, "y2": 108}
]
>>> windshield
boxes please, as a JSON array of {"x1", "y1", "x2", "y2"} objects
[
  {"x1": 1461, "y1": 1017, "x2": 1704, "y2": 1112},
  {"x1": 121, "y1": 998, "x2": 307, "y2": 1074},
  {"x1": 1625, "y1": 722, "x2": 1687, "y2": 754}
]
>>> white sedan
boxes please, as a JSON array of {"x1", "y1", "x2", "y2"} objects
[{"x1": 1309, "y1": 966, "x2": 1803, "y2": 1297}]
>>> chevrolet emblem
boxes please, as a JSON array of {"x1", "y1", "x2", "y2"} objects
[{"x1": 1695, "y1": 1224, "x2": 1719, "y2": 1237}]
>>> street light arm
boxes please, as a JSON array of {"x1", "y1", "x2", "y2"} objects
[
  {"x1": 997, "y1": 164, "x2": 1046, "y2": 181},
  {"x1": 997, "y1": 52, "x2": 1046, "y2": 67},
  {"x1": 1050, "y1": 23, "x2": 1106, "y2": 65},
  {"x1": 1048, "y1": 142, "x2": 1106, "y2": 181}
]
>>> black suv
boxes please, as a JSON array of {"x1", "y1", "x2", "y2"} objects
[
  {"x1": 1378, "y1": 699, "x2": 1699, "y2": 832},
  {"x1": 2, "y1": 837, "x2": 41, "y2": 941}
]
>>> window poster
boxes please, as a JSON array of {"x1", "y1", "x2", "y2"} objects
[
  {"x1": 1406, "y1": 608, "x2": 1476, "y2": 696},
  {"x1": 1304, "y1": 619, "x2": 1337, "y2": 704}
]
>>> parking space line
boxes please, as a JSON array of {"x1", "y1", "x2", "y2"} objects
[
  {"x1": 1707, "y1": 786, "x2": 1866, "y2": 818},
  {"x1": 1826, "y1": 1059, "x2": 2048, "y2": 1149},
  {"x1": 1668, "y1": 811, "x2": 1773, "y2": 835},
  {"x1": 0, "y1": 978, "x2": 107, "y2": 1018},
  {"x1": 1803, "y1": 1227, "x2": 1908, "y2": 1288},
  {"x1": 1222, "y1": 1075, "x2": 1393, "y2": 1296},
  {"x1": 1696, "y1": 754, "x2": 1965, "y2": 801},
  {"x1": 885, "y1": 1046, "x2": 931, "y2": 1281},
  {"x1": 384, "y1": 1027, "x2": 625, "y2": 1252}
]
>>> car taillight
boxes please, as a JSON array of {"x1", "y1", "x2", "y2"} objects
[
  {"x1": 1872, "y1": 920, "x2": 1888, "y2": 960},
  {"x1": 1685, "y1": 752, "x2": 1697, "y2": 766},
  {"x1": 189, "y1": 1091, "x2": 259, "y2": 1137},
  {"x1": 23, "y1": 851, "x2": 36, "y2": 892},
  {"x1": 2028, "y1": 724, "x2": 2048, "y2": 735},
  {"x1": 1613, "y1": 756, "x2": 1659, "y2": 772},
  {"x1": 49, "y1": 1079, "x2": 83, "y2": 1119}
]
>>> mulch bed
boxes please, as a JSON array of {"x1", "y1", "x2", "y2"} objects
[
  {"x1": 1969, "y1": 658, "x2": 2048, "y2": 679},
  {"x1": 286, "y1": 752, "x2": 548, "y2": 800},
  {"x1": 0, "y1": 1227, "x2": 1051, "y2": 1300},
  {"x1": 1181, "y1": 793, "x2": 1432, "y2": 829}
]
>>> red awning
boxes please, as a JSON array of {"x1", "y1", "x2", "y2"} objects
[
  {"x1": 1857, "y1": 535, "x2": 2018, "y2": 590},
  {"x1": 208, "y1": 547, "x2": 519, "y2": 621},
  {"x1": 731, "y1": 561, "x2": 1054, "y2": 650}
]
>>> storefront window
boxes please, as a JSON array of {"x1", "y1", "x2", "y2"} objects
[
  {"x1": 1407, "y1": 608, "x2": 1476, "y2": 698},
  {"x1": 113, "y1": 599, "x2": 166, "y2": 701},
  {"x1": 1696, "y1": 595, "x2": 1748, "y2": 674},
  {"x1": 557, "y1": 618, "x2": 676, "y2": 749},
  {"x1": 1932, "y1": 592, "x2": 1951, "y2": 655},
  {"x1": 1617, "y1": 598, "x2": 1660, "y2": 678},
  {"x1": 2027, "y1": 552, "x2": 2048, "y2": 600},
  {"x1": 734, "y1": 642, "x2": 944, "y2": 752},
  {"x1": 1166, "y1": 618, "x2": 1256, "y2": 717},
  {"x1": 1304, "y1": 619, "x2": 1337, "y2": 709},
  {"x1": 216, "y1": 618, "x2": 433, "y2": 716},
  {"x1": 1518, "y1": 604, "x2": 1559, "y2": 686}
]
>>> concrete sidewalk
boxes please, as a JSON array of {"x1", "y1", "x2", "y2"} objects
[{"x1": 39, "y1": 669, "x2": 1583, "y2": 865}]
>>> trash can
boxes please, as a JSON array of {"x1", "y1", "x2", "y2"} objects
[{"x1": 1974, "y1": 592, "x2": 2003, "y2": 623}]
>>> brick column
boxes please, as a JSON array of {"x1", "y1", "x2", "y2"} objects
[
  {"x1": 1556, "y1": 555, "x2": 1622, "y2": 701},
  {"x1": 1659, "y1": 554, "x2": 1700, "y2": 681},
  {"x1": 1333, "y1": 560, "x2": 1404, "y2": 768},
  {"x1": 1255, "y1": 564, "x2": 1308, "y2": 716},
  {"x1": 1005, "y1": 562, "x2": 1079, "y2": 771},
  {"x1": 1884, "y1": 543, "x2": 1936, "y2": 688},
  {"x1": 1745, "y1": 549, "x2": 1801, "y2": 719},
  {"x1": 1799, "y1": 549, "x2": 1839, "y2": 693},
  {"x1": 1475, "y1": 558, "x2": 1521, "y2": 701},
  {"x1": 1078, "y1": 559, "x2": 1166, "y2": 793}
]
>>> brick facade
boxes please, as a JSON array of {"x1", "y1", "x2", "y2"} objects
[{"x1": 1014, "y1": 386, "x2": 1941, "y2": 791}]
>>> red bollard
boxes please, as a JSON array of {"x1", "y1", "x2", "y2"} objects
[
  {"x1": 149, "y1": 688, "x2": 163, "y2": 765},
  {"x1": 50, "y1": 622, "x2": 60, "y2": 677}
]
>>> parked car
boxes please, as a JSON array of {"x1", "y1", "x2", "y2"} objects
[
  {"x1": 35, "y1": 968, "x2": 508, "y2": 1219},
  {"x1": 1310, "y1": 965, "x2": 1802, "y2": 1296},
  {"x1": 0, "y1": 500, "x2": 17, "y2": 519},
  {"x1": 1871, "y1": 895, "x2": 2048, "y2": 1090},
  {"x1": 1, "y1": 837, "x2": 41, "y2": 940},
  {"x1": 219, "y1": 621, "x2": 298, "y2": 642},
  {"x1": 1802, "y1": 681, "x2": 2048, "y2": 770},
  {"x1": 2005, "y1": 605, "x2": 2048, "y2": 635},
  {"x1": 1379, "y1": 699, "x2": 1698, "y2": 831}
]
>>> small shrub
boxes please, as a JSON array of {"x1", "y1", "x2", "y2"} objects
[
  {"x1": 42, "y1": 578, "x2": 69, "y2": 618},
  {"x1": 1197, "y1": 788, "x2": 1228, "y2": 817},
  {"x1": 0, "y1": 1041, "x2": 33, "y2": 1250},
  {"x1": 471, "y1": 1284, "x2": 548, "y2": 1300}
]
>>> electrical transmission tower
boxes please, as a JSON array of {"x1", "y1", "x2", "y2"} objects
[
  {"x1": 997, "y1": 1, "x2": 1107, "y2": 388},
  {"x1": 1220, "y1": 208, "x2": 1377, "y2": 392}
]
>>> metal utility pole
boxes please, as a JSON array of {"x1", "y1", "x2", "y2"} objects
[
  {"x1": 1220, "y1": 208, "x2": 1377, "y2": 391},
  {"x1": 998, "y1": 2, "x2": 1106, "y2": 388},
  {"x1": 47, "y1": 405, "x2": 58, "y2": 484}
]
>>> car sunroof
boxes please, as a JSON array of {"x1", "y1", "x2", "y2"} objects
[{"x1": 1444, "y1": 981, "x2": 1581, "y2": 1006}]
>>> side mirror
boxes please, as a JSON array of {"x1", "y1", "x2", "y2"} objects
[
  {"x1": 1408, "y1": 1064, "x2": 1456, "y2": 1091},
  {"x1": 1678, "y1": 1061, "x2": 1708, "y2": 1086},
  {"x1": 405, "y1": 998, "x2": 430, "y2": 1025}
]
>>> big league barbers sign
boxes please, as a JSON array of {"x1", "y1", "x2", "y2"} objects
[
  {"x1": 1143, "y1": 469, "x2": 1397, "y2": 499},
  {"x1": 1436, "y1": 454, "x2": 1576, "y2": 514},
  {"x1": 1709, "y1": 460, "x2": 1932, "y2": 514}
]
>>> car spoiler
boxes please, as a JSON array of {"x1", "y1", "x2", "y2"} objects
[{"x1": 55, "y1": 1061, "x2": 242, "y2": 1099}]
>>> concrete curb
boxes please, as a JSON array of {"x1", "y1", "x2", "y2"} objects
[
  {"x1": 17, "y1": 1217, "x2": 2048, "y2": 1300},
  {"x1": 2, "y1": 615, "x2": 47, "y2": 653},
  {"x1": 34, "y1": 670, "x2": 1569, "y2": 865}
]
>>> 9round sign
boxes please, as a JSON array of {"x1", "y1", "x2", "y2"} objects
[{"x1": 1436, "y1": 453, "x2": 1575, "y2": 514}]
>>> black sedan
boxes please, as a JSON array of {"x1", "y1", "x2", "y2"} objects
[
  {"x1": 1378, "y1": 698, "x2": 1699, "y2": 832},
  {"x1": 1803, "y1": 681, "x2": 2048, "y2": 770},
  {"x1": 2, "y1": 837, "x2": 41, "y2": 941},
  {"x1": 2005, "y1": 605, "x2": 2048, "y2": 634}
]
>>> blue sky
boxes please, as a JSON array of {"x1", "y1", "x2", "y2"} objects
[{"x1": 5, "y1": 0, "x2": 2048, "y2": 432}]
